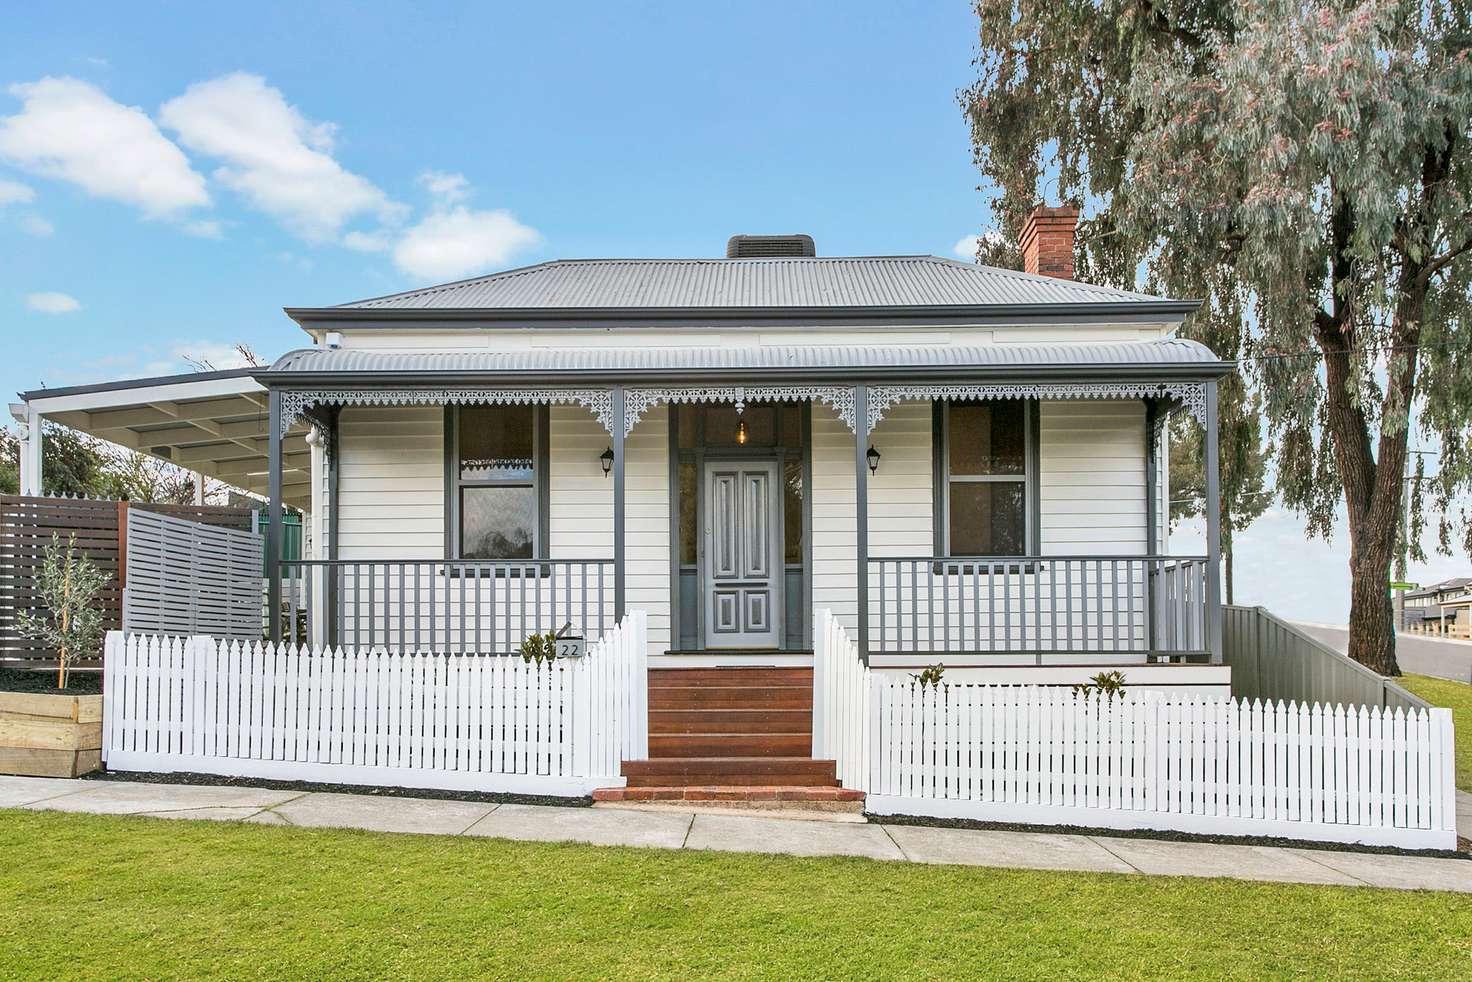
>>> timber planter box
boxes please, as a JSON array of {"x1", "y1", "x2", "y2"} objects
[{"x1": 0, "y1": 691, "x2": 104, "y2": 778}]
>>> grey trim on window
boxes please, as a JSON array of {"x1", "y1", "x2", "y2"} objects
[
  {"x1": 932, "y1": 399, "x2": 1037, "y2": 557},
  {"x1": 445, "y1": 403, "x2": 550, "y2": 560}
]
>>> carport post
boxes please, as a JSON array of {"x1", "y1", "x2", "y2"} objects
[
  {"x1": 16, "y1": 403, "x2": 42, "y2": 496},
  {"x1": 266, "y1": 389, "x2": 283, "y2": 643}
]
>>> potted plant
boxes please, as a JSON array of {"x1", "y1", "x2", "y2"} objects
[{"x1": 1, "y1": 534, "x2": 108, "y2": 777}]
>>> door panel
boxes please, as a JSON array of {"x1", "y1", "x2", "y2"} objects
[{"x1": 704, "y1": 459, "x2": 782, "y2": 648}]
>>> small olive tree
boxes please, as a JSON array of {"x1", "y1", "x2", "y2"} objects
[{"x1": 16, "y1": 534, "x2": 109, "y2": 688}]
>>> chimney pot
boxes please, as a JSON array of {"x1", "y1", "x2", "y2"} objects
[{"x1": 1019, "y1": 205, "x2": 1078, "y2": 280}]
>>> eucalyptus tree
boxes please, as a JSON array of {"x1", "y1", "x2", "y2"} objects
[{"x1": 963, "y1": 0, "x2": 1472, "y2": 674}]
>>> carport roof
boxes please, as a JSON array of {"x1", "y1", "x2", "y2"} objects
[{"x1": 17, "y1": 369, "x2": 312, "y2": 508}]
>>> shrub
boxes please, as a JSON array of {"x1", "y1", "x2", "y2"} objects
[
  {"x1": 15, "y1": 534, "x2": 109, "y2": 689},
  {"x1": 519, "y1": 631, "x2": 559, "y2": 666}
]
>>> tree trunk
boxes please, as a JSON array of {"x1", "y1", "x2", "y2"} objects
[{"x1": 1346, "y1": 537, "x2": 1399, "y2": 675}]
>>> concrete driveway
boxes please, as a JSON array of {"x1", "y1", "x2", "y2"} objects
[{"x1": 1293, "y1": 622, "x2": 1472, "y2": 683}]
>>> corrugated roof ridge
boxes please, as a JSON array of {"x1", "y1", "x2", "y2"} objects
[
  {"x1": 337, "y1": 260, "x2": 566, "y2": 308},
  {"x1": 330, "y1": 254, "x2": 1181, "y2": 310},
  {"x1": 919, "y1": 255, "x2": 1163, "y2": 302}
]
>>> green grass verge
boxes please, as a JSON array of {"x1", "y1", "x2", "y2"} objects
[
  {"x1": 2, "y1": 810, "x2": 1469, "y2": 979},
  {"x1": 1399, "y1": 673, "x2": 1472, "y2": 792}
]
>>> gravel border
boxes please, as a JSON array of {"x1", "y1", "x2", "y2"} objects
[
  {"x1": 83, "y1": 768, "x2": 592, "y2": 809},
  {"x1": 868, "y1": 811, "x2": 1470, "y2": 861},
  {"x1": 0, "y1": 667, "x2": 102, "y2": 695}
]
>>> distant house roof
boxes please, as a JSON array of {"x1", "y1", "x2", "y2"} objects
[
  {"x1": 262, "y1": 338, "x2": 1228, "y2": 380},
  {"x1": 285, "y1": 256, "x2": 1199, "y2": 327},
  {"x1": 1404, "y1": 577, "x2": 1472, "y2": 600}
]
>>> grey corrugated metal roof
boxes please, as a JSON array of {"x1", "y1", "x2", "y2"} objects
[
  {"x1": 266, "y1": 339, "x2": 1222, "y2": 375},
  {"x1": 331, "y1": 257, "x2": 1176, "y2": 310}
]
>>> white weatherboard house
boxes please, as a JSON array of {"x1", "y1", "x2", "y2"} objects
[
  {"x1": 15, "y1": 210, "x2": 1230, "y2": 683},
  {"x1": 17, "y1": 213, "x2": 1463, "y2": 850}
]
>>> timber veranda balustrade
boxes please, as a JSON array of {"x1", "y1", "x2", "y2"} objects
[
  {"x1": 866, "y1": 555, "x2": 1211, "y2": 661},
  {"x1": 279, "y1": 558, "x2": 615, "y2": 654}
]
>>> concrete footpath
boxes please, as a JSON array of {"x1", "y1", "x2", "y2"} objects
[{"x1": 3, "y1": 775, "x2": 1469, "y2": 894}]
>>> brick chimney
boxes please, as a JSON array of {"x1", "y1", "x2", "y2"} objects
[{"x1": 1019, "y1": 205, "x2": 1078, "y2": 279}]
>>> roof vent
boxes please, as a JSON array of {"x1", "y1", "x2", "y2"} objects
[{"x1": 725, "y1": 234, "x2": 816, "y2": 258}]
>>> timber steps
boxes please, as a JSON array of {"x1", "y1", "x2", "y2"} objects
[{"x1": 619, "y1": 666, "x2": 847, "y2": 791}]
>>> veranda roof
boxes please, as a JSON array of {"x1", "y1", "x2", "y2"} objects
[{"x1": 262, "y1": 338, "x2": 1228, "y2": 381}]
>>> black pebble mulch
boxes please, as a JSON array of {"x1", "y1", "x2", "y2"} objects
[
  {"x1": 81, "y1": 768, "x2": 592, "y2": 809},
  {"x1": 0, "y1": 667, "x2": 102, "y2": 695},
  {"x1": 869, "y1": 811, "x2": 1470, "y2": 861}
]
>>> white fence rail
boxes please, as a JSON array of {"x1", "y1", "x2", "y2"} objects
[
  {"x1": 815, "y1": 609, "x2": 1457, "y2": 850},
  {"x1": 124, "y1": 509, "x2": 262, "y2": 641},
  {"x1": 102, "y1": 611, "x2": 647, "y2": 797}
]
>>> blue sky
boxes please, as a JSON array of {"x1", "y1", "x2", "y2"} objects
[
  {"x1": 1, "y1": 1, "x2": 1464, "y2": 622},
  {"x1": 2, "y1": 1, "x2": 984, "y2": 391}
]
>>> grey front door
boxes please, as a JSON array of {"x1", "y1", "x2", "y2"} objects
[{"x1": 703, "y1": 459, "x2": 782, "y2": 648}]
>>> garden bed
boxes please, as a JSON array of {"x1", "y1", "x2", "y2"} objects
[{"x1": 0, "y1": 670, "x2": 103, "y2": 778}]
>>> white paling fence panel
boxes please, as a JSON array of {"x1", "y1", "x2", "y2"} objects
[
  {"x1": 812, "y1": 609, "x2": 871, "y2": 789},
  {"x1": 812, "y1": 607, "x2": 1456, "y2": 850},
  {"x1": 124, "y1": 509, "x2": 262, "y2": 641},
  {"x1": 865, "y1": 683, "x2": 1457, "y2": 851},
  {"x1": 101, "y1": 610, "x2": 647, "y2": 797}
]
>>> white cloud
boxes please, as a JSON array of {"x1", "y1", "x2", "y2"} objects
[
  {"x1": 159, "y1": 73, "x2": 398, "y2": 242},
  {"x1": 393, "y1": 206, "x2": 541, "y2": 281},
  {"x1": 953, "y1": 230, "x2": 1004, "y2": 260},
  {"x1": 342, "y1": 229, "x2": 391, "y2": 252},
  {"x1": 418, "y1": 170, "x2": 469, "y2": 203},
  {"x1": 183, "y1": 218, "x2": 224, "y2": 239},
  {"x1": 170, "y1": 340, "x2": 261, "y2": 370},
  {"x1": 0, "y1": 177, "x2": 34, "y2": 205},
  {"x1": 0, "y1": 77, "x2": 209, "y2": 218},
  {"x1": 21, "y1": 214, "x2": 53, "y2": 236},
  {"x1": 27, "y1": 291, "x2": 81, "y2": 313}
]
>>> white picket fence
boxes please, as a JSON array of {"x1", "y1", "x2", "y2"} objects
[
  {"x1": 102, "y1": 611, "x2": 648, "y2": 797},
  {"x1": 814, "y1": 609, "x2": 1458, "y2": 850}
]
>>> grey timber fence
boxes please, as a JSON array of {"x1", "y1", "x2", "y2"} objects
[
  {"x1": 1223, "y1": 605, "x2": 1430, "y2": 711},
  {"x1": 123, "y1": 509, "x2": 264, "y2": 641},
  {"x1": 0, "y1": 495, "x2": 254, "y2": 665}
]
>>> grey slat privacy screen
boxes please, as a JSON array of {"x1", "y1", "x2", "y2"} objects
[{"x1": 124, "y1": 509, "x2": 263, "y2": 640}]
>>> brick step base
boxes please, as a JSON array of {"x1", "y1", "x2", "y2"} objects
[{"x1": 593, "y1": 785, "x2": 864, "y2": 804}]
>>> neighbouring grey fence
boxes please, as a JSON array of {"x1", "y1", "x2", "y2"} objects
[
  {"x1": 1223, "y1": 605, "x2": 1430, "y2": 711},
  {"x1": 123, "y1": 509, "x2": 263, "y2": 641}
]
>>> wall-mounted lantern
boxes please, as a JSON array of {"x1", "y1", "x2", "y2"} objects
[
  {"x1": 600, "y1": 446, "x2": 614, "y2": 478},
  {"x1": 867, "y1": 445, "x2": 881, "y2": 476}
]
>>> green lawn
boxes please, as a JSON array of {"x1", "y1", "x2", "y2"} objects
[
  {"x1": 1400, "y1": 673, "x2": 1472, "y2": 792},
  {"x1": 1, "y1": 811, "x2": 1469, "y2": 979}
]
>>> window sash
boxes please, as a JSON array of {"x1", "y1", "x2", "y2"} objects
[
  {"x1": 936, "y1": 400, "x2": 1035, "y2": 557},
  {"x1": 448, "y1": 405, "x2": 548, "y2": 559}
]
